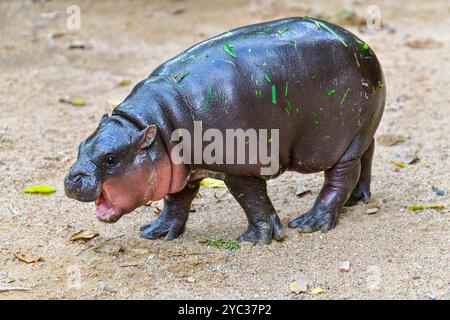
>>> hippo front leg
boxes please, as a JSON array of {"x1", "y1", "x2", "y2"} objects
[
  {"x1": 140, "y1": 182, "x2": 200, "y2": 240},
  {"x1": 224, "y1": 175, "x2": 284, "y2": 245},
  {"x1": 289, "y1": 158, "x2": 361, "y2": 232}
]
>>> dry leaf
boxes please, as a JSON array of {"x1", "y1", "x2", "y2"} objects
[
  {"x1": 59, "y1": 97, "x2": 87, "y2": 106},
  {"x1": 200, "y1": 178, "x2": 226, "y2": 188},
  {"x1": 70, "y1": 229, "x2": 99, "y2": 242},
  {"x1": 14, "y1": 252, "x2": 43, "y2": 264},
  {"x1": 310, "y1": 287, "x2": 325, "y2": 294},
  {"x1": 390, "y1": 160, "x2": 407, "y2": 168},
  {"x1": 23, "y1": 185, "x2": 56, "y2": 194},
  {"x1": 119, "y1": 79, "x2": 132, "y2": 86}
]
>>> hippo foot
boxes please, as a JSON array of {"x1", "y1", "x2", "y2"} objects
[
  {"x1": 345, "y1": 183, "x2": 371, "y2": 207},
  {"x1": 288, "y1": 208, "x2": 339, "y2": 233},
  {"x1": 237, "y1": 214, "x2": 285, "y2": 245},
  {"x1": 139, "y1": 216, "x2": 186, "y2": 241}
]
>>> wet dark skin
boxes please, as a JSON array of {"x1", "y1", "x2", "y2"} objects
[{"x1": 65, "y1": 17, "x2": 385, "y2": 244}]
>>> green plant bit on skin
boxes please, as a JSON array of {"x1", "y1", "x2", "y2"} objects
[
  {"x1": 284, "y1": 82, "x2": 288, "y2": 96},
  {"x1": 204, "y1": 87, "x2": 213, "y2": 109},
  {"x1": 264, "y1": 73, "x2": 272, "y2": 83},
  {"x1": 305, "y1": 17, "x2": 321, "y2": 29},
  {"x1": 181, "y1": 54, "x2": 196, "y2": 63},
  {"x1": 318, "y1": 21, "x2": 348, "y2": 47},
  {"x1": 199, "y1": 237, "x2": 240, "y2": 250},
  {"x1": 255, "y1": 89, "x2": 262, "y2": 96},
  {"x1": 407, "y1": 205, "x2": 445, "y2": 211},
  {"x1": 277, "y1": 26, "x2": 289, "y2": 36},
  {"x1": 325, "y1": 134, "x2": 331, "y2": 139},
  {"x1": 223, "y1": 42, "x2": 236, "y2": 58},
  {"x1": 285, "y1": 99, "x2": 293, "y2": 116},
  {"x1": 175, "y1": 72, "x2": 190, "y2": 83},
  {"x1": 306, "y1": 18, "x2": 348, "y2": 47},
  {"x1": 224, "y1": 60, "x2": 236, "y2": 67},
  {"x1": 355, "y1": 39, "x2": 369, "y2": 50},
  {"x1": 288, "y1": 40, "x2": 298, "y2": 48},
  {"x1": 340, "y1": 88, "x2": 350, "y2": 105},
  {"x1": 377, "y1": 81, "x2": 384, "y2": 88},
  {"x1": 311, "y1": 111, "x2": 317, "y2": 116},
  {"x1": 288, "y1": 40, "x2": 298, "y2": 47},
  {"x1": 271, "y1": 85, "x2": 277, "y2": 104},
  {"x1": 314, "y1": 120, "x2": 320, "y2": 125},
  {"x1": 327, "y1": 89, "x2": 336, "y2": 96}
]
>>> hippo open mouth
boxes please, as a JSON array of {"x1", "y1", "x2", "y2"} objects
[{"x1": 95, "y1": 190, "x2": 121, "y2": 223}]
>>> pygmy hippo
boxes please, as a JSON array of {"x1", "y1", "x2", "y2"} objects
[{"x1": 65, "y1": 17, "x2": 385, "y2": 244}]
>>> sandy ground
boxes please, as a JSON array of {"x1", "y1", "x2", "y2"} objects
[{"x1": 0, "y1": 0, "x2": 449, "y2": 300}]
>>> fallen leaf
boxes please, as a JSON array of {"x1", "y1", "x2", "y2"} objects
[
  {"x1": 200, "y1": 178, "x2": 226, "y2": 188},
  {"x1": 14, "y1": 252, "x2": 43, "y2": 264},
  {"x1": 59, "y1": 96, "x2": 87, "y2": 106},
  {"x1": 407, "y1": 205, "x2": 444, "y2": 211},
  {"x1": 377, "y1": 134, "x2": 406, "y2": 146},
  {"x1": 23, "y1": 185, "x2": 56, "y2": 194},
  {"x1": 70, "y1": 230, "x2": 99, "y2": 242},
  {"x1": 118, "y1": 79, "x2": 132, "y2": 86},
  {"x1": 310, "y1": 287, "x2": 325, "y2": 295},
  {"x1": 390, "y1": 160, "x2": 407, "y2": 168}
]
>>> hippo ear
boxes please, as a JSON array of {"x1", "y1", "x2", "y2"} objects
[{"x1": 140, "y1": 125, "x2": 157, "y2": 149}]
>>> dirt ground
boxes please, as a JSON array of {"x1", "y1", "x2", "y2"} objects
[{"x1": 0, "y1": 0, "x2": 449, "y2": 300}]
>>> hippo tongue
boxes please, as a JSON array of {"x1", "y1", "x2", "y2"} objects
[{"x1": 95, "y1": 192, "x2": 116, "y2": 221}]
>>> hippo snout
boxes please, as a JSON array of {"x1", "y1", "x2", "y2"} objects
[{"x1": 65, "y1": 163, "x2": 100, "y2": 202}]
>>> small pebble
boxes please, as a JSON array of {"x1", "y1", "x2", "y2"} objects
[
  {"x1": 365, "y1": 208, "x2": 379, "y2": 215},
  {"x1": 339, "y1": 261, "x2": 351, "y2": 273},
  {"x1": 186, "y1": 277, "x2": 196, "y2": 283},
  {"x1": 427, "y1": 292, "x2": 437, "y2": 300}
]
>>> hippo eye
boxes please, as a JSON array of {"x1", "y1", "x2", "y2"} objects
[{"x1": 105, "y1": 155, "x2": 117, "y2": 166}]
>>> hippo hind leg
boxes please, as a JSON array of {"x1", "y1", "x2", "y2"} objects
[
  {"x1": 140, "y1": 182, "x2": 200, "y2": 240},
  {"x1": 224, "y1": 175, "x2": 284, "y2": 245},
  {"x1": 345, "y1": 139, "x2": 374, "y2": 206},
  {"x1": 289, "y1": 152, "x2": 361, "y2": 233}
]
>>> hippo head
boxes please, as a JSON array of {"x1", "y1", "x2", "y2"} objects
[{"x1": 64, "y1": 114, "x2": 172, "y2": 223}]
